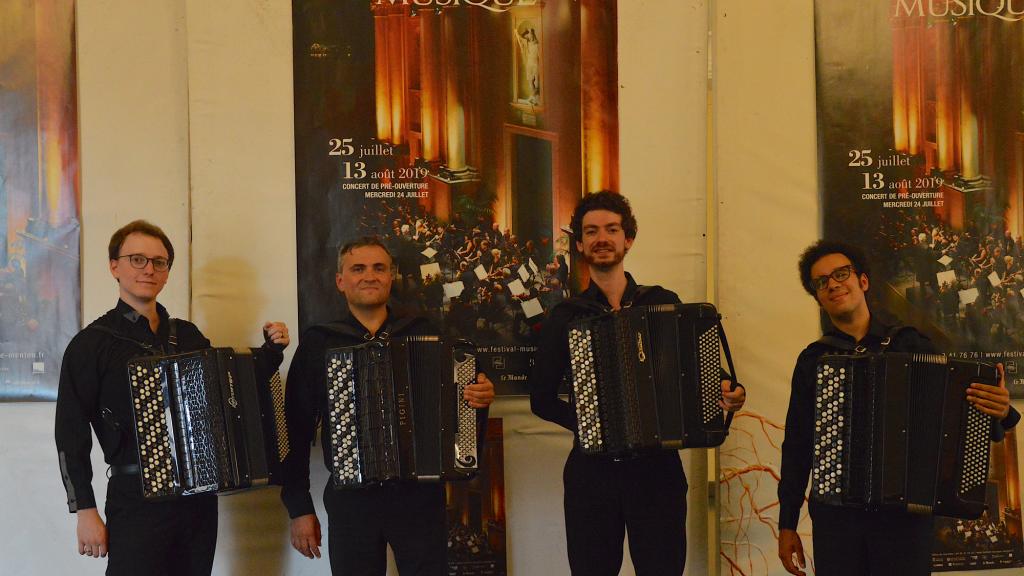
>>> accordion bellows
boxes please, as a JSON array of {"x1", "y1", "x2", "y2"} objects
[
  {"x1": 568, "y1": 303, "x2": 734, "y2": 455},
  {"x1": 128, "y1": 348, "x2": 288, "y2": 499},
  {"x1": 325, "y1": 336, "x2": 478, "y2": 488},
  {"x1": 810, "y1": 352, "x2": 996, "y2": 519}
]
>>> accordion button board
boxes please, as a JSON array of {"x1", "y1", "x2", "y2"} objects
[
  {"x1": 325, "y1": 337, "x2": 479, "y2": 489},
  {"x1": 127, "y1": 348, "x2": 288, "y2": 500},
  {"x1": 810, "y1": 352, "x2": 996, "y2": 519},
  {"x1": 568, "y1": 303, "x2": 733, "y2": 456}
]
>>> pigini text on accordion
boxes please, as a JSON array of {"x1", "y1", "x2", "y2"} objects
[
  {"x1": 567, "y1": 303, "x2": 739, "y2": 456},
  {"x1": 324, "y1": 336, "x2": 478, "y2": 488},
  {"x1": 127, "y1": 347, "x2": 288, "y2": 500},
  {"x1": 810, "y1": 352, "x2": 997, "y2": 519}
]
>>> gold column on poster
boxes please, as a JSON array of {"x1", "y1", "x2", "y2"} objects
[
  {"x1": 35, "y1": 0, "x2": 76, "y2": 227},
  {"x1": 934, "y1": 18, "x2": 958, "y2": 173},
  {"x1": 442, "y1": 10, "x2": 466, "y2": 171},
  {"x1": 581, "y1": 0, "x2": 619, "y2": 194},
  {"x1": 905, "y1": 20, "x2": 922, "y2": 157},
  {"x1": 389, "y1": 10, "x2": 406, "y2": 146},
  {"x1": 374, "y1": 9, "x2": 393, "y2": 142},
  {"x1": 893, "y1": 18, "x2": 909, "y2": 153},
  {"x1": 957, "y1": 23, "x2": 979, "y2": 180},
  {"x1": 420, "y1": 9, "x2": 442, "y2": 162}
]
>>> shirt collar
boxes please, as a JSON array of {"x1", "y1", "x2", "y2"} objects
[
  {"x1": 341, "y1": 304, "x2": 391, "y2": 337},
  {"x1": 115, "y1": 299, "x2": 169, "y2": 326},
  {"x1": 581, "y1": 272, "x2": 639, "y2": 308},
  {"x1": 824, "y1": 314, "x2": 887, "y2": 345}
]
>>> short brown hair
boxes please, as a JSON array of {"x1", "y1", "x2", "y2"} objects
[
  {"x1": 570, "y1": 191, "x2": 638, "y2": 240},
  {"x1": 108, "y1": 220, "x2": 175, "y2": 268},
  {"x1": 337, "y1": 236, "x2": 393, "y2": 272}
]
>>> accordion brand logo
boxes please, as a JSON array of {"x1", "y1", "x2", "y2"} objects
[
  {"x1": 636, "y1": 332, "x2": 647, "y2": 363},
  {"x1": 226, "y1": 372, "x2": 238, "y2": 409},
  {"x1": 397, "y1": 392, "x2": 409, "y2": 426}
]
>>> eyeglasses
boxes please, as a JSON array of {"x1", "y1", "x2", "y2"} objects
[
  {"x1": 811, "y1": 265, "x2": 854, "y2": 292},
  {"x1": 117, "y1": 254, "x2": 170, "y2": 272}
]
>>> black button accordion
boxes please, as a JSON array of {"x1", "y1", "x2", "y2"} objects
[
  {"x1": 325, "y1": 336, "x2": 478, "y2": 487},
  {"x1": 810, "y1": 352, "x2": 996, "y2": 519},
  {"x1": 567, "y1": 303, "x2": 737, "y2": 455},
  {"x1": 127, "y1": 348, "x2": 289, "y2": 499}
]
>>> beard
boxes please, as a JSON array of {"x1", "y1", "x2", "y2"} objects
[{"x1": 582, "y1": 244, "x2": 626, "y2": 269}]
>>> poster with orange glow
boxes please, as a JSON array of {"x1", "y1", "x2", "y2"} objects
[
  {"x1": 815, "y1": 1, "x2": 1024, "y2": 570},
  {"x1": 0, "y1": 0, "x2": 81, "y2": 401},
  {"x1": 446, "y1": 418, "x2": 505, "y2": 575},
  {"x1": 292, "y1": 0, "x2": 619, "y2": 394}
]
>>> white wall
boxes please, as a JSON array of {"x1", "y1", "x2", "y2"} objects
[{"x1": 0, "y1": 1, "x2": 712, "y2": 575}]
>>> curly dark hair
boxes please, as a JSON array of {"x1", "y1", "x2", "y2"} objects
[
  {"x1": 570, "y1": 191, "x2": 638, "y2": 240},
  {"x1": 797, "y1": 240, "x2": 870, "y2": 296},
  {"x1": 108, "y1": 220, "x2": 175, "y2": 268},
  {"x1": 337, "y1": 236, "x2": 393, "y2": 272}
]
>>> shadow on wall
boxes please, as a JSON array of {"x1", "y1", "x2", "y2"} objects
[{"x1": 193, "y1": 256, "x2": 291, "y2": 573}]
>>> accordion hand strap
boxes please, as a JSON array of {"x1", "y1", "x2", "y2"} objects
[{"x1": 717, "y1": 319, "x2": 740, "y2": 433}]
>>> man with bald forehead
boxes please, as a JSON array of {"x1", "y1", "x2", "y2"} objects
[
  {"x1": 55, "y1": 219, "x2": 290, "y2": 575},
  {"x1": 282, "y1": 236, "x2": 496, "y2": 575}
]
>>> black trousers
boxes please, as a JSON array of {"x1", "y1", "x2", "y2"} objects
[
  {"x1": 810, "y1": 504, "x2": 934, "y2": 576},
  {"x1": 563, "y1": 447, "x2": 688, "y2": 576},
  {"x1": 324, "y1": 481, "x2": 446, "y2": 576},
  {"x1": 104, "y1": 475, "x2": 218, "y2": 576}
]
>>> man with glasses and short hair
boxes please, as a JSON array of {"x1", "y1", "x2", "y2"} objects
[
  {"x1": 55, "y1": 219, "x2": 290, "y2": 575},
  {"x1": 777, "y1": 239, "x2": 1020, "y2": 576}
]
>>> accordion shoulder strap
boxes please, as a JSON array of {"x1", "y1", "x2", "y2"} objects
[
  {"x1": 717, "y1": 318, "x2": 741, "y2": 433},
  {"x1": 85, "y1": 318, "x2": 180, "y2": 354},
  {"x1": 313, "y1": 315, "x2": 424, "y2": 340}
]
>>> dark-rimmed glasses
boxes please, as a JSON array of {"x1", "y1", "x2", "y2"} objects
[
  {"x1": 811, "y1": 264, "x2": 854, "y2": 292},
  {"x1": 117, "y1": 254, "x2": 170, "y2": 272}
]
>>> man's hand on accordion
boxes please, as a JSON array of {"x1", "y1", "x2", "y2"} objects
[
  {"x1": 719, "y1": 380, "x2": 746, "y2": 413},
  {"x1": 76, "y1": 508, "x2": 108, "y2": 559},
  {"x1": 290, "y1": 513, "x2": 322, "y2": 559},
  {"x1": 967, "y1": 362, "x2": 1011, "y2": 419},
  {"x1": 263, "y1": 321, "x2": 290, "y2": 351},
  {"x1": 464, "y1": 373, "x2": 496, "y2": 408}
]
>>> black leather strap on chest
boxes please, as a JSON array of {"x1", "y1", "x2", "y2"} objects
[{"x1": 86, "y1": 318, "x2": 179, "y2": 355}]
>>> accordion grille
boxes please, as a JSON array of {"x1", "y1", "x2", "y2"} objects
[
  {"x1": 455, "y1": 353, "x2": 478, "y2": 469},
  {"x1": 960, "y1": 404, "x2": 989, "y2": 495},
  {"x1": 569, "y1": 327, "x2": 603, "y2": 451},
  {"x1": 269, "y1": 370, "x2": 289, "y2": 462},
  {"x1": 327, "y1": 352, "x2": 362, "y2": 485},
  {"x1": 697, "y1": 326, "x2": 724, "y2": 425},
  {"x1": 811, "y1": 362, "x2": 847, "y2": 498},
  {"x1": 130, "y1": 364, "x2": 176, "y2": 497},
  {"x1": 174, "y1": 356, "x2": 225, "y2": 492}
]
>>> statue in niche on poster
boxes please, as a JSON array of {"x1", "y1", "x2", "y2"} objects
[{"x1": 515, "y1": 20, "x2": 541, "y2": 106}]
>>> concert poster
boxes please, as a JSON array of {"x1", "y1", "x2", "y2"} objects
[
  {"x1": 0, "y1": 0, "x2": 81, "y2": 401},
  {"x1": 292, "y1": 0, "x2": 620, "y2": 395},
  {"x1": 815, "y1": 0, "x2": 1024, "y2": 570},
  {"x1": 446, "y1": 418, "x2": 506, "y2": 576}
]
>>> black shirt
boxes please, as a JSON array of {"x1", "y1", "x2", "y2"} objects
[
  {"x1": 529, "y1": 273, "x2": 682, "y2": 435},
  {"x1": 777, "y1": 319, "x2": 1022, "y2": 531},
  {"x1": 54, "y1": 300, "x2": 212, "y2": 513},
  {"x1": 280, "y1": 309, "x2": 488, "y2": 519}
]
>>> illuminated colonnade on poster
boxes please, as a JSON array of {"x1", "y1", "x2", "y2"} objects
[
  {"x1": 889, "y1": 11, "x2": 1016, "y2": 233},
  {"x1": 369, "y1": 0, "x2": 618, "y2": 240}
]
